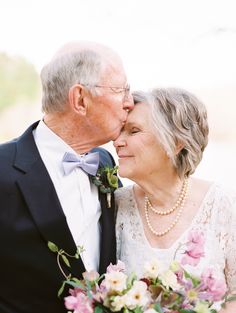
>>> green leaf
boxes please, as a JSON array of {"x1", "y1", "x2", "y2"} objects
[
  {"x1": 179, "y1": 309, "x2": 196, "y2": 313},
  {"x1": 123, "y1": 308, "x2": 132, "y2": 313},
  {"x1": 62, "y1": 254, "x2": 71, "y2": 267},
  {"x1": 153, "y1": 303, "x2": 164, "y2": 313},
  {"x1": 65, "y1": 280, "x2": 85, "y2": 290},
  {"x1": 94, "y1": 306, "x2": 104, "y2": 313},
  {"x1": 126, "y1": 272, "x2": 137, "y2": 289},
  {"x1": 92, "y1": 178, "x2": 102, "y2": 186},
  {"x1": 183, "y1": 270, "x2": 200, "y2": 287},
  {"x1": 134, "y1": 307, "x2": 143, "y2": 313},
  {"x1": 100, "y1": 186, "x2": 110, "y2": 193},
  {"x1": 107, "y1": 172, "x2": 118, "y2": 188},
  {"x1": 57, "y1": 280, "x2": 66, "y2": 297},
  {"x1": 48, "y1": 241, "x2": 59, "y2": 253}
]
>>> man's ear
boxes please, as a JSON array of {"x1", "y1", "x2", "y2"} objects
[{"x1": 68, "y1": 84, "x2": 88, "y2": 116}]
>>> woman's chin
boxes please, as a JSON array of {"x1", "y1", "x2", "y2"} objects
[{"x1": 118, "y1": 166, "x2": 132, "y2": 179}]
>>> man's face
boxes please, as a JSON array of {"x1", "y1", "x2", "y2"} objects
[{"x1": 86, "y1": 63, "x2": 134, "y2": 143}]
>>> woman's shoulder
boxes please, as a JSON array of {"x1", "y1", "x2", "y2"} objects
[
  {"x1": 209, "y1": 182, "x2": 236, "y2": 209},
  {"x1": 192, "y1": 177, "x2": 236, "y2": 204},
  {"x1": 194, "y1": 178, "x2": 236, "y2": 220},
  {"x1": 115, "y1": 184, "x2": 134, "y2": 203}
]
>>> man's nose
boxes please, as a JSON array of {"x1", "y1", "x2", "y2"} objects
[{"x1": 123, "y1": 93, "x2": 134, "y2": 111}]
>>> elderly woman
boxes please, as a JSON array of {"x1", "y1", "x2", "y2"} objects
[{"x1": 114, "y1": 88, "x2": 236, "y2": 312}]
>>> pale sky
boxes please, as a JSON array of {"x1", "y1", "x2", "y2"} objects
[{"x1": 1, "y1": 0, "x2": 236, "y2": 89}]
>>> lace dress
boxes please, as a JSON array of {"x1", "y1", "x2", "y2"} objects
[{"x1": 115, "y1": 183, "x2": 236, "y2": 293}]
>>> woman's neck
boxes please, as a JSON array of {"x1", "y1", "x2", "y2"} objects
[{"x1": 133, "y1": 171, "x2": 185, "y2": 209}]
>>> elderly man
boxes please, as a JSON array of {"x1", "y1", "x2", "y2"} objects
[{"x1": 0, "y1": 41, "x2": 133, "y2": 313}]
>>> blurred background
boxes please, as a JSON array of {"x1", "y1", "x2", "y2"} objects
[{"x1": 0, "y1": 0, "x2": 235, "y2": 189}]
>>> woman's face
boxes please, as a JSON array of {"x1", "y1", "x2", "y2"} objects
[{"x1": 113, "y1": 102, "x2": 173, "y2": 181}]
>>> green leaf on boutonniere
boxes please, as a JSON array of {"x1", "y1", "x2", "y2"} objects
[
  {"x1": 106, "y1": 166, "x2": 119, "y2": 189},
  {"x1": 48, "y1": 241, "x2": 59, "y2": 252},
  {"x1": 91, "y1": 165, "x2": 119, "y2": 194},
  {"x1": 57, "y1": 277, "x2": 70, "y2": 297},
  {"x1": 61, "y1": 254, "x2": 71, "y2": 268}
]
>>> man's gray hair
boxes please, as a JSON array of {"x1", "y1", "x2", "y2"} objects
[
  {"x1": 40, "y1": 42, "x2": 122, "y2": 113},
  {"x1": 133, "y1": 88, "x2": 209, "y2": 178}
]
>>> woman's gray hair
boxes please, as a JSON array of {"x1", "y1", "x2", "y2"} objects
[
  {"x1": 133, "y1": 88, "x2": 209, "y2": 178},
  {"x1": 40, "y1": 49, "x2": 104, "y2": 113}
]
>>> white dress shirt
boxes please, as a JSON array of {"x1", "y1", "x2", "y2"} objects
[{"x1": 33, "y1": 120, "x2": 101, "y2": 271}]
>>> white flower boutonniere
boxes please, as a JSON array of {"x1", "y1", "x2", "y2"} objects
[{"x1": 91, "y1": 165, "x2": 119, "y2": 208}]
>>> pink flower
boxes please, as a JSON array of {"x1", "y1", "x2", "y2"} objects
[
  {"x1": 200, "y1": 268, "x2": 227, "y2": 301},
  {"x1": 181, "y1": 231, "x2": 205, "y2": 267},
  {"x1": 82, "y1": 270, "x2": 100, "y2": 281},
  {"x1": 107, "y1": 260, "x2": 126, "y2": 273},
  {"x1": 64, "y1": 291, "x2": 93, "y2": 313}
]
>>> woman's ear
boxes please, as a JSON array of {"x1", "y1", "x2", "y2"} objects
[
  {"x1": 175, "y1": 141, "x2": 185, "y2": 155},
  {"x1": 68, "y1": 84, "x2": 88, "y2": 116}
]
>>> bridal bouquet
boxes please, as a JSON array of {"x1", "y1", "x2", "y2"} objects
[{"x1": 48, "y1": 231, "x2": 233, "y2": 313}]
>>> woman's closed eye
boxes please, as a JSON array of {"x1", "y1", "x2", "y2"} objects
[{"x1": 130, "y1": 127, "x2": 141, "y2": 134}]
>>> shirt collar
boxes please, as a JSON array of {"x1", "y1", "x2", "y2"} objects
[{"x1": 33, "y1": 120, "x2": 78, "y2": 163}]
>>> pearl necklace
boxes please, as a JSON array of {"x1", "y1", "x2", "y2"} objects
[
  {"x1": 144, "y1": 178, "x2": 189, "y2": 237},
  {"x1": 145, "y1": 178, "x2": 188, "y2": 215}
]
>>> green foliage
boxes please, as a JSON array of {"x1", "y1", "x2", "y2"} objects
[
  {"x1": 91, "y1": 165, "x2": 119, "y2": 194},
  {"x1": 0, "y1": 52, "x2": 40, "y2": 111},
  {"x1": 48, "y1": 241, "x2": 59, "y2": 253},
  {"x1": 153, "y1": 303, "x2": 164, "y2": 312}
]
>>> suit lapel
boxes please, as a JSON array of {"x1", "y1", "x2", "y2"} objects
[
  {"x1": 94, "y1": 152, "x2": 116, "y2": 274},
  {"x1": 98, "y1": 191, "x2": 116, "y2": 274},
  {"x1": 14, "y1": 122, "x2": 86, "y2": 277}
]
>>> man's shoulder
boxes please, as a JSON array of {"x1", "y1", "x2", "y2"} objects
[
  {"x1": 92, "y1": 146, "x2": 116, "y2": 167},
  {"x1": 0, "y1": 121, "x2": 38, "y2": 162},
  {"x1": 0, "y1": 138, "x2": 17, "y2": 157}
]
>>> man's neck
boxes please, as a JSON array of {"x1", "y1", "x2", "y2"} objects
[{"x1": 43, "y1": 113, "x2": 105, "y2": 154}]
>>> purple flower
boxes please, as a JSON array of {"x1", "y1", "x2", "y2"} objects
[
  {"x1": 181, "y1": 231, "x2": 205, "y2": 267},
  {"x1": 107, "y1": 260, "x2": 126, "y2": 273}
]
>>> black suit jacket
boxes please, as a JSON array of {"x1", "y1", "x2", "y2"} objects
[{"x1": 0, "y1": 122, "x2": 117, "y2": 313}]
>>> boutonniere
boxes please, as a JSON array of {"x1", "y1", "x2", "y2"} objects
[{"x1": 91, "y1": 165, "x2": 119, "y2": 208}]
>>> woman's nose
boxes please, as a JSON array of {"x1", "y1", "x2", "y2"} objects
[{"x1": 113, "y1": 135, "x2": 126, "y2": 148}]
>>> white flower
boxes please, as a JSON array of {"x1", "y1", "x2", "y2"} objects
[
  {"x1": 144, "y1": 259, "x2": 164, "y2": 279},
  {"x1": 103, "y1": 271, "x2": 127, "y2": 292},
  {"x1": 111, "y1": 295, "x2": 126, "y2": 312},
  {"x1": 194, "y1": 301, "x2": 211, "y2": 313},
  {"x1": 144, "y1": 309, "x2": 158, "y2": 313},
  {"x1": 170, "y1": 260, "x2": 181, "y2": 272},
  {"x1": 160, "y1": 270, "x2": 180, "y2": 290},
  {"x1": 124, "y1": 281, "x2": 150, "y2": 310}
]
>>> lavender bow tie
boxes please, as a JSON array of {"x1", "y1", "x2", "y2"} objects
[{"x1": 62, "y1": 151, "x2": 100, "y2": 176}]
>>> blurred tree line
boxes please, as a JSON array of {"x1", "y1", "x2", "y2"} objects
[{"x1": 0, "y1": 52, "x2": 40, "y2": 111}]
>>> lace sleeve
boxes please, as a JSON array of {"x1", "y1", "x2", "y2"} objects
[
  {"x1": 224, "y1": 200, "x2": 236, "y2": 292},
  {"x1": 115, "y1": 188, "x2": 126, "y2": 261},
  {"x1": 115, "y1": 185, "x2": 137, "y2": 262}
]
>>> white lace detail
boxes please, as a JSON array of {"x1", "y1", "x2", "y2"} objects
[{"x1": 115, "y1": 184, "x2": 236, "y2": 293}]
